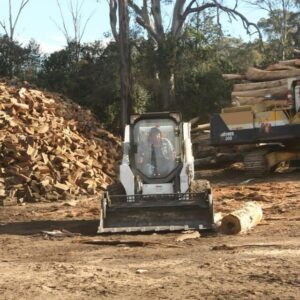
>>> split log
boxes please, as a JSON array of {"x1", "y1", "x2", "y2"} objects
[
  {"x1": 220, "y1": 202, "x2": 263, "y2": 235},
  {"x1": 175, "y1": 231, "x2": 200, "y2": 242},
  {"x1": 222, "y1": 74, "x2": 246, "y2": 81},
  {"x1": 232, "y1": 84, "x2": 288, "y2": 99},
  {"x1": 233, "y1": 78, "x2": 288, "y2": 92},
  {"x1": 246, "y1": 67, "x2": 300, "y2": 81}
]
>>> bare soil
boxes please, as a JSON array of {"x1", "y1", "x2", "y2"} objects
[{"x1": 0, "y1": 170, "x2": 299, "y2": 300}]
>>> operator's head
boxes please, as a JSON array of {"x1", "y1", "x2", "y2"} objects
[{"x1": 149, "y1": 127, "x2": 162, "y2": 144}]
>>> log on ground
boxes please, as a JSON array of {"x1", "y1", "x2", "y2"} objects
[{"x1": 220, "y1": 202, "x2": 263, "y2": 235}]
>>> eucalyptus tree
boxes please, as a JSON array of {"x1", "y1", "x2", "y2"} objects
[
  {"x1": 0, "y1": 0, "x2": 30, "y2": 41},
  {"x1": 53, "y1": 0, "x2": 94, "y2": 64},
  {"x1": 108, "y1": 0, "x2": 132, "y2": 128},
  {"x1": 108, "y1": 0, "x2": 261, "y2": 109},
  {"x1": 247, "y1": 0, "x2": 300, "y2": 60},
  {"x1": 0, "y1": 0, "x2": 31, "y2": 76}
]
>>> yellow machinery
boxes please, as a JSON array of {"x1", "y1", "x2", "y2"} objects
[{"x1": 210, "y1": 79, "x2": 300, "y2": 176}]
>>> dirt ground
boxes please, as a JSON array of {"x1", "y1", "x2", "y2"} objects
[{"x1": 0, "y1": 170, "x2": 299, "y2": 300}]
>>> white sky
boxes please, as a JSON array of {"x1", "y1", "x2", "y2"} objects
[{"x1": 0, "y1": 0, "x2": 266, "y2": 53}]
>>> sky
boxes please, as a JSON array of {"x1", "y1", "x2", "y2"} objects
[{"x1": 0, "y1": 0, "x2": 267, "y2": 53}]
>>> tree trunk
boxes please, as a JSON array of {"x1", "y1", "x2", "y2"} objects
[
  {"x1": 159, "y1": 67, "x2": 175, "y2": 110},
  {"x1": 118, "y1": 0, "x2": 131, "y2": 128},
  {"x1": 156, "y1": 40, "x2": 176, "y2": 110}
]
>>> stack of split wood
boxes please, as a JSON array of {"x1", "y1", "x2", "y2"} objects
[
  {"x1": 0, "y1": 79, "x2": 121, "y2": 204},
  {"x1": 223, "y1": 59, "x2": 300, "y2": 107}
]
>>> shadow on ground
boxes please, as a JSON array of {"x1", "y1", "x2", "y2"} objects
[{"x1": 0, "y1": 219, "x2": 99, "y2": 236}]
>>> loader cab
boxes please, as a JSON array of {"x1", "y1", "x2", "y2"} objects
[
  {"x1": 98, "y1": 112, "x2": 213, "y2": 234},
  {"x1": 130, "y1": 113, "x2": 182, "y2": 182}
]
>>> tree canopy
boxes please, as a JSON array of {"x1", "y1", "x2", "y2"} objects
[{"x1": 0, "y1": 0, "x2": 299, "y2": 130}]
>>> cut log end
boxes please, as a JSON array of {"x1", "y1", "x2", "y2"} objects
[
  {"x1": 220, "y1": 215, "x2": 241, "y2": 235},
  {"x1": 220, "y1": 202, "x2": 263, "y2": 235}
]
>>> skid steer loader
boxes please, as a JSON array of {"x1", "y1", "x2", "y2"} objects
[{"x1": 98, "y1": 112, "x2": 214, "y2": 233}]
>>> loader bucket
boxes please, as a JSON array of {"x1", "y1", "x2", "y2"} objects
[{"x1": 98, "y1": 193, "x2": 214, "y2": 233}]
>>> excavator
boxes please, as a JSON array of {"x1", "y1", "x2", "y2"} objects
[
  {"x1": 98, "y1": 112, "x2": 214, "y2": 233},
  {"x1": 210, "y1": 79, "x2": 300, "y2": 176}
]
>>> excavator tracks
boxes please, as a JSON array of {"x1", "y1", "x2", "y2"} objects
[{"x1": 243, "y1": 149, "x2": 269, "y2": 177}]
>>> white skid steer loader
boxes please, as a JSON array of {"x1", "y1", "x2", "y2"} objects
[{"x1": 98, "y1": 112, "x2": 214, "y2": 233}]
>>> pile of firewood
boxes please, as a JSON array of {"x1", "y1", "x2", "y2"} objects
[
  {"x1": 0, "y1": 79, "x2": 122, "y2": 204},
  {"x1": 223, "y1": 59, "x2": 300, "y2": 106}
]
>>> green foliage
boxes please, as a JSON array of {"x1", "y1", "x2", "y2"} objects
[
  {"x1": 175, "y1": 68, "x2": 231, "y2": 122},
  {"x1": 21, "y1": 39, "x2": 41, "y2": 81},
  {"x1": 172, "y1": 15, "x2": 260, "y2": 121},
  {"x1": 1, "y1": 3, "x2": 300, "y2": 129},
  {"x1": 132, "y1": 83, "x2": 151, "y2": 114},
  {"x1": 255, "y1": 2, "x2": 300, "y2": 62},
  {"x1": 38, "y1": 41, "x2": 121, "y2": 126},
  {"x1": 0, "y1": 35, "x2": 41, "y2": 79}
]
